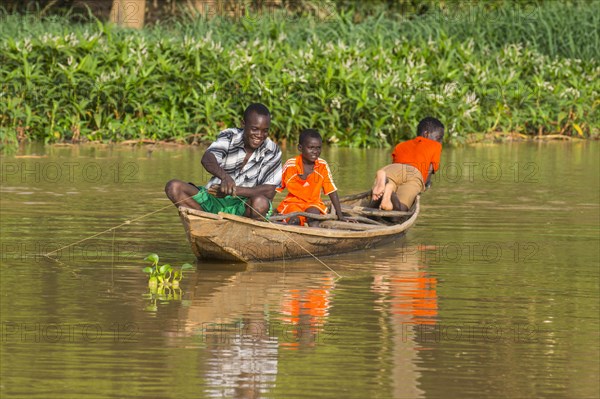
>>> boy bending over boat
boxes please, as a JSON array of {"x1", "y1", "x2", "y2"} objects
[
  {"x1": 276, "y1": 129, "x2": 345, "y2": 227},
  {"x1": 371, "y1": 117, "x2": 444, "y2": 211},
  {"x1": 165, "y1": 103, "x2": 282, "y2": 220}
]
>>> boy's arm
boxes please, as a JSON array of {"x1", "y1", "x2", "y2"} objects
[
  {"x1": 424, "y1": 164, "x2": 434, "y2": 190},
  {"x1": 328, "y1": 191, "x2": 346, "y2": 221}
]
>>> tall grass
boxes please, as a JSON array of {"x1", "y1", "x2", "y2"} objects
[{"x1": 1, "y1": 1, "x2": 598, "y2": 148}]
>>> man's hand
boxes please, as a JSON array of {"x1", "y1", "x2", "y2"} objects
[
  {"x1": 220, "y1": 174, "x2": 236, "y2": 196},
  {"x1": 207, "y1": 185, "x2": 219, "y2": 196},
  {"x1": 201, "y1": 151, "x2": 237, "y2": 196}
]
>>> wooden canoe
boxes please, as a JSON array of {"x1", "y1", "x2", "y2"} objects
[{"x1": 177, "y1": 191, "x2": 420, "y2": 262}]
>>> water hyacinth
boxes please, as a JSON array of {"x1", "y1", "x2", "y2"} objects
[{"x1": 0, "y1": 1, "x2": 599, "y2": 148}]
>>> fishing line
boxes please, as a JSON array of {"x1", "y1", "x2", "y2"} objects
[
  {"x1": 235, "y1": 194, "x2": 342, "y2": 279},
  {"x1": 44, "y1": 195, "x2": 195, "y2": 259},
  {"x1": 44, "y1": 192, "x2": 341, "y2": 278}
]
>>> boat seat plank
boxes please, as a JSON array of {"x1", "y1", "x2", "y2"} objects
[
  {"x1": 341, "y1": 205, "x2": 414, "y2": 217},
  {"x1": 270, "y1": 212, "x2": 385, "y2": 226},
  {"x1": 319, "y1": 221, "x2": 381, "y2": 231}
]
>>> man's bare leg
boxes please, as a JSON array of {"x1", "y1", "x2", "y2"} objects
[
  {"x1": 372, "y1": 169, "x2": 387, "y2": 201},
  {"x1": 165, "y1": 179, "x2": 201, "y2": 210}
]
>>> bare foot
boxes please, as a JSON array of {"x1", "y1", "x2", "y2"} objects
[
  {"x1": 372, "y1": 170, "x2": 387, "y2": 201},
  {"x1": 380, "y1": 182, "x2": 395, "y2": 210}
]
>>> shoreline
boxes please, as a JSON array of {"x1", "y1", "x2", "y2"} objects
[{"x1": 3, "y1": 132, "x2": 596, "y2": 151}]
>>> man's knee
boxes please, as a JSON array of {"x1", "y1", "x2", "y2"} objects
[
  {"x1": 165, "y1": 179, "x2": 191, "y2": 202},
  {"x1": 165, "y1": 179, "x2": 179, "y2": 199},
  {"x1": 248, "y1": 196, "x2": 269, "y2": 215}
]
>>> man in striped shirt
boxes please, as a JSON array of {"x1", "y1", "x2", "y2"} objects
[{"x1": 165, "y1": 103, "x2": 282, "y2": 219}]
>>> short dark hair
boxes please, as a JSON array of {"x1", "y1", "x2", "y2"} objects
[
  {"x1": 417, "y1": 117, "x2": 444, "y2": 140},
  {"x1": 243, "y1": 103, "x2": 270, "y2": 122},
  {"x1": 299, "y1": 129, "x2": 322, "y2": 146}
]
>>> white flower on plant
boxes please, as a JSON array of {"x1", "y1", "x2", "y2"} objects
[
  {"x1": 465, "y1": 92, "x2": 479, "y2": 106},
  {"x1": 540, "y1": 81, "x2": 555, "y2": 92},
  {"x1": 210, "y1": 40, "x2": 223, "y2": 53},
  {"x1": 97, "y1": 72, "x2": 111, "y2": 83},
  {"x1": 449, "y1": 122, "x2": 457, "y2": 136},
  {"x1": 443, "y1": 82, "x2": 458, "y2": 96},
  {"x1": 258, "y1": 79, "x2": 273, "y2": 96},
  {"x1": 429, "y1": 93, "x2": 444, "y2": 103},
  {"x1": 65, "y1": 33, "x2": 79, "y2": 46},
  {"x1": 324, "y1": 42, "x2": 334, "y2": 54},
  {"x1": 23, "y1": 38, "x2": 32, "y2": 52},
  {"x1": 462, "y1": 38, "x2": 475, "y2": 53},
  {"x1": 560, "y1": 87, "x2": 580, "y2": 99},
  {"x1": 229, "y1": 58, "x2": 240, "y2": 72},
  {"x1": 331, "y1": 97, "x2": 341, "y2": 109},
  {"x1": 299, "y1": 49, "x2": 314, "y2": 62},
  {"x1": 463, "y1": 92, "x2": 479, "y2": 119}
]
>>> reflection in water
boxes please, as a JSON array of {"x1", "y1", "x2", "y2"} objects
[
  {"x1": 370, "y1": 245, "x2": 440, "y2": 399},
  {"x1": 204, "y1": 329, "x2": 278, "y2": 399},
  {"x1": 174, "y1": 264, "x2": 336, "y2": 397},
  {"x1": 279, "y1": 274, "x2": 335, "y2": 349}
]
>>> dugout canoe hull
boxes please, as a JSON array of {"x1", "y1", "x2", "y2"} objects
[{"x1": 178, "y1": 193, "x2": 420, "y2": 262}]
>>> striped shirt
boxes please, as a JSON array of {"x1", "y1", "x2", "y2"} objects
[{"x1": 205, "y1": 128, "x2": 282, "y2": 188}]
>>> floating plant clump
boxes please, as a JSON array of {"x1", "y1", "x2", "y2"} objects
[
  {"x1": 142, "y1": 253, "x2": 194, "y2": 288},
  {"x1": 142, "y1": 253, "x2": 194, "y2": 311}
]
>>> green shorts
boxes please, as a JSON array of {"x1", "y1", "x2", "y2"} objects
[{"x1": 191, "y1": 186, "x2": 273, "y2": 219}]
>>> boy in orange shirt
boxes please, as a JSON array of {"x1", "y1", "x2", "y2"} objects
[
  {"x1": 372, "y1": 117, "x2": 444, "y2": 211},
  {"x1": 277, "y1": 129, "x2": 345, "y2": 227}
]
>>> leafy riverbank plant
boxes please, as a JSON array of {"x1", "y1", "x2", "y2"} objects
[{"x1": 1, "y1": 1, "x2": 598, "y2": 148}]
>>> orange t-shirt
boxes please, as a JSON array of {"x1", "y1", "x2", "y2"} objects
[
  {"x1": 276, "y1": 155, "x2": 337, "y2": 213},
  {"x1": 391, "y1": 136, "x2": 442, "y2": 182}
]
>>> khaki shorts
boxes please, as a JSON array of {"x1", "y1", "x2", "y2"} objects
[{"x1": 381, "y1": 164, "x2": 424, "y2": 208}]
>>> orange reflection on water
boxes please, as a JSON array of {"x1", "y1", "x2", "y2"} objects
[
  {"x1": 279, "y1": 274, "x2": 335, "y2": 349},
  {"x1": 371, "y1": 246, "x2": 439, "y2": 326},
  {"x1": 390, "y1": 274, "x2": 438, "y2": 324}
]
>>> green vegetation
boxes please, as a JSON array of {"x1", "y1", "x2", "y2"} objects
[
  {"x1": 1, "y1": 1, "x2": 598, "y2": 148},
  {"x1": 143, "y1": 253, "x2": 194, "y2": 288},
  {"x1": 142, "y1": 253, "x2": 194, "y2": 310}
]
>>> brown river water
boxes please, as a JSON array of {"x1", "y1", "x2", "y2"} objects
[{"x1": 0, "y1": 142, "x2": 598, "y2": 398}]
